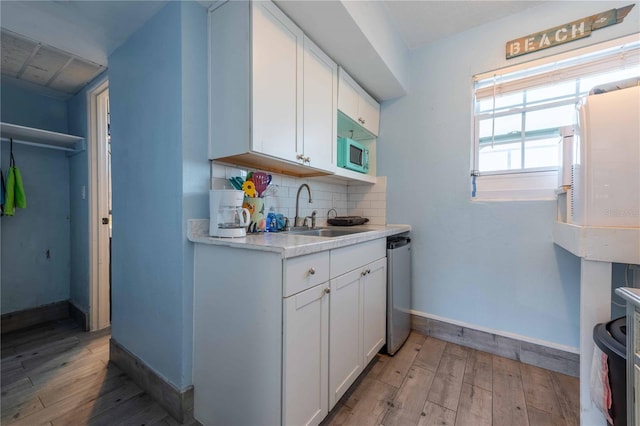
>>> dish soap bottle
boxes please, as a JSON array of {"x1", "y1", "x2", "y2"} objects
[{"x1": 265, "y1": 207, "x2": 277, "y2": 232}]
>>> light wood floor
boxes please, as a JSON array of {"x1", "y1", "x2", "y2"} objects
[
  {"x1": 322, "y1": 332, "x2": 580, "y2": 426},
  {"x1": 1, "y1": 320, "x2": 579, "y2": 426},
  {"x1": 1, "y1": 319, "x2": 197, "y2": 426}
]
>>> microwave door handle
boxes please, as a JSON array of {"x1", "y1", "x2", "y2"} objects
[{"x1": 363, "y1": 149, "x2": 369, "y2": 172}]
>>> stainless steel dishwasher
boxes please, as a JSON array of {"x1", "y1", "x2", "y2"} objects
[{"x1": 386, "y1": 235, "x2": 411, "y2": 355}]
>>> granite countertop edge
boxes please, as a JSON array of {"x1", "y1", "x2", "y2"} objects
[{"x1": 188, "y1": 219, "x2": 411, "y2": 258}]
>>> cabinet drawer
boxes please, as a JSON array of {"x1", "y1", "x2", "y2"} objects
[
  {"x1": 330, "y1": 239, "x2": 386, "y2": 278},
  {"x1": 284, "y1": 252, "x2": 330, "y2": 297}
]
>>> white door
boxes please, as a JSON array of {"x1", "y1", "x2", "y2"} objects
[
  {"x1": 283, "y1": 283, "x2": 329, "y2": 426},
  {"x1": 329, "y1": 268, "x2": 363, "y2": 409},
  {"x1": 251, "y1": 1, "x2": 303, "y2": 161},
  {"x1": 302, "y1": 35, "x2": 336, "y2": 172},
  {"x1": 89, "y1": 80, "x2": 111, "y2": 331},
  {"x1": 362, "y1": 258, "x2": 387, "y2": 365}
]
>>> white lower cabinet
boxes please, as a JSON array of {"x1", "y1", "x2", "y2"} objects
[
  {"x1": 329, "y1": 239, "x2": 387, "y2": 409},
  {"x1": 283, "y1": 283, "x2": 329, "y2": 426},
  {"x1": 193, "y1": 238, "x2": 387, "y2": 426},
  {"x1": 329, "y1": 268, "x2": 363, "y2": 408},
  {"x1": 362, "y1": 258, "x2": 387, "y2": 365}
]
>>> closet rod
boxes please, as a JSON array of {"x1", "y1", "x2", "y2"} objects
[{"x1": 1, "y1": 137, "x2": 78, "y2": 152}]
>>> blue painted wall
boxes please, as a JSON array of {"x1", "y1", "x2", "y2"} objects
[
  {"x1": 179, "y1": 1, "x2": 210, "y2": 387},
  {"x1": 378, "y1": 1, "x2": 639, "y2": 349},
  {"x1": 109, "y1": 1, "x2": 208, "y2": 389},
  {"x1": 0, "y1": 83, "x2": 68, "y2": 133},
  {"x1": 1, "y1": 82, "x2": 71, "y2": 314}
]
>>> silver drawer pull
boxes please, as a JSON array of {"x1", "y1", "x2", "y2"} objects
[
  {"x1": 309, "y1": 268, "x2": 316, "y2": 275},
  {"x1": 361, "y1": 271, "x2": 367, "y2": 276},
  {"x1": 324, "y1": 288, "x2": 331, "y2": 294}
]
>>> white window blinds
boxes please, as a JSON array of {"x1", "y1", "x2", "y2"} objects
[{"x1": 474, "y1": 36, "x2": 640, "y2": 99}]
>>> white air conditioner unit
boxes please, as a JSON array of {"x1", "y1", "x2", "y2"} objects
[{"x1": 570, "y1": 83, "x2": 640, "y2": 227}]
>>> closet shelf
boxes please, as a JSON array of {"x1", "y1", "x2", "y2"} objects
[{"x1": 1, "y1": 122, "x2": 85, "y2": 153}]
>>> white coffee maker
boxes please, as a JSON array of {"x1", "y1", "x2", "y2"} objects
[{"x1": 209, "y1": 190, "x2": 251, "y2": 237}]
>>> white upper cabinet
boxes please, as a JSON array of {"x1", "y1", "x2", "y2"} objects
[
  {"x1": 302, "y1": 35, "x2": 337, "y2": 172},
  {"x1": 337, "y1": 67, "x2": 380, "y2": 137},
  {"x1": 251, "y1": 1, "x2": 303, "y2": 160},
  {"x1": 208, "y1": 1, "x2": 335, "y2": 177}
]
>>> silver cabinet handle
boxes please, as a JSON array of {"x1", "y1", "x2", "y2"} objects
[
  {"x1": 367, "y1": 269, "x2": 371, "y2": 274},
  {"x1": 361, "y1": 270, "x2": 367, "y2": 277},
  {"x1": 296, "y1": 154, "x2": 304, "y2": 161},
  {"x1": 324, "y1": 288, "x2": 331, "y2": 294},
  {"x1": 309, "y1": 268, "x2": 316, "y2": 275}
]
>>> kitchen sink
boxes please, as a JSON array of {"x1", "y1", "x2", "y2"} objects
[{"x1": 286, "y1": 227, "x2": 369, "y2": 238}]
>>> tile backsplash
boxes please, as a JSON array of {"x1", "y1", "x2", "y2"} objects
[{"x1": 211, "y1": 162, "x2": 386, "y2": 226}]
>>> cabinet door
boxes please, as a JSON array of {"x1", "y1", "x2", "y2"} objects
[
  {"x1": 358, "y1": 90, "x2": 380, "y2": 137},
  {"x1": 329, "y1": 268, "x2": 363, "y2": 409},
  {"x1": 337, "y1": 67, "x2": 359, "y2": 125},
  {"x1": 251, "y1": 1, "x2": 303, "y2": 160},
  {"x1": 283, "y1": 283, "x2": 329, "y2": 426},
  {"x1": 303, "y1": 36, "x2": 337, "y2": 172},
  {"x1": 362, "y1": 258, "x2": 387, "y2": 365}
]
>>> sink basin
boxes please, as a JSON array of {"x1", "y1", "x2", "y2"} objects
[{"x1": 286, "y1": 228, "x2": 369, "y2": 238}]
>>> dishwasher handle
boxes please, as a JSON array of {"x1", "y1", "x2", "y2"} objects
[{"x1": 387, "y1": 236, "x2": 411, "y2": 250}]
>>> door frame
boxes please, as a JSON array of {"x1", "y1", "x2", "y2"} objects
[{"x1": 88, "y1": 78, "x2": 110, "y2": 331}]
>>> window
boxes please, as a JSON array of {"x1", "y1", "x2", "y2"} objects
[{"x1": 471, "y1": 35, "x2": 640, "y2": 199}]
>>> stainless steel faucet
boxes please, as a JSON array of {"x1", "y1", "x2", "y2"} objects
[
  {"x1": 304, "y1": 211, "x2": 317, "y2": 229},
  {"x1": 294, "y1": 184, "x2": 312, "y2": 227}
]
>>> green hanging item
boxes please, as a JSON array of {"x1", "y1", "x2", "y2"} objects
[
  {"x1": 13, "y1": 163, "x2": 26, "y2": 209},
  {"x1": 4, "y1": 166, "x2": 15, "y2": 216},
  {"x1": 4, "y1": 139, "x2": 26, "y2": 216}
]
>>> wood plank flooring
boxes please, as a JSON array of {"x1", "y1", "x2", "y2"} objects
[
  {"x1": 2, "y1": 321, "x2": 579, "y2": 425},
  {"x1": 322, "y1": 333, "x2": 580, "y2": 426},
  {"x1": 1, "y1": 319, "x2": 198, "y2": 426}
]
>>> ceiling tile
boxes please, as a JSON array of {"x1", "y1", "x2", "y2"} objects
[
  {"x1": 49, "y1": 58, "x2": 104, "y2": 94},
  {"x1": 0, "y1": 30, "x2": 38, "y2": 77},
  {"x1": 1, "y1": 29, "x2": 104, "y2": 97},
  {"x1": 21, "y1": 45, "x2": 70, "y2": 86}
]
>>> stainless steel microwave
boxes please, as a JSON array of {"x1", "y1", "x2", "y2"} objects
[{"x1": 337, "y1": 137, "x2": 369, "y2": 174}]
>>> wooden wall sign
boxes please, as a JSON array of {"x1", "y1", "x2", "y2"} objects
[{"x1": 506, "y1": 4, "x2": 635, "y2": 59}]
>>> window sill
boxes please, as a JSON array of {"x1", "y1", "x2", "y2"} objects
[{"x1": 472, "y1": 170, "x2": 558, "y2": 201}]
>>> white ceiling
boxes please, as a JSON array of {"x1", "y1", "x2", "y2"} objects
[
  {"x1": 382, "y1": 1, "x2": 545, "y2": 49},
  {"x1": 0, "y1": 0, "x2": 545, "y2": 100}
]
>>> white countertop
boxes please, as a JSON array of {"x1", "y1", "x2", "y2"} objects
[
  {"x1": 188, "y1": 219, "x2": 411, "y2": 258},
  {"x1": 616, "y1": 287, "x2": 640, "y2": 309},
  {"x1": 552, "y1": 221, "x2": 640, "y2": 264}
]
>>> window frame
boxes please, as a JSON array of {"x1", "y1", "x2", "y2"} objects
[{"x1": 470, "y1": 33, "x2": 640, "y2": 199}]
